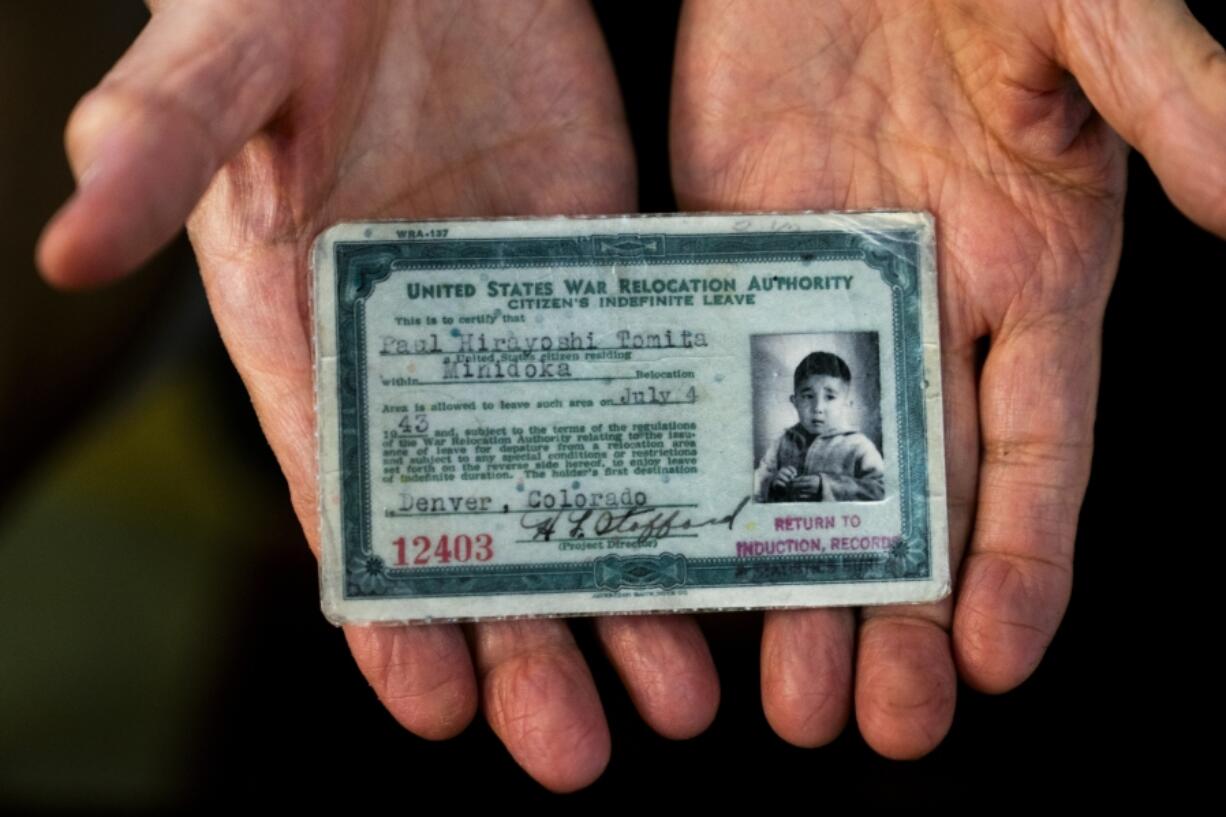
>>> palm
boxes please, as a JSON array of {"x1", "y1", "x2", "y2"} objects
[
  {"x1": 673, "y1": 1, "x2": 1127, "y2": 337},
  {"x1": 672, "y1": 0, "x2": 1132, "y2": 755},
  {"x1": 187, "y1": 0, "x2": 635, "y2": 529}
]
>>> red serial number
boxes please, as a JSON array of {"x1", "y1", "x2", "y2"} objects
[{"x1": 392, "y1": 534, "x2": 493, "y2": 566}]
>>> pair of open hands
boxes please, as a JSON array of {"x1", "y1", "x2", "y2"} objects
[{"x1": 37, "y1": 0, "x2": 1226, "y2": 792}]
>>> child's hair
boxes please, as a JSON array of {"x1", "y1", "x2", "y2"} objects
[{"x1": 793, "y1": 351, "x2": 851, "y2": 392}]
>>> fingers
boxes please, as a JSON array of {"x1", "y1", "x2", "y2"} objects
[
  {"x1": 953, "y1": 315, "x2": 1098, "y2": 693},
  {"x1": 469, "y1": 620, "x2": 610, "y2": 793},
  {"x1": 851, "y1": 299, "x2": 981, "y2": 757},
  {"x1": 1056, "y1": 0, "x2": 1226, "y2": 235},
  {"x1": 761, "y1": 609, "x2": 855, "y2": 747},
  {"x1": 37, "y1": 0, "x2": 292, "y2": 288},
  {"x1": 344, "y1": 623, "x2": 478, "y2": 740},
  {"x1": 594, "y1": 614, "x2": 719, "y2": 739},
  {"x1": 856, "y1": 614, "x2": 957, "y2": 759}
]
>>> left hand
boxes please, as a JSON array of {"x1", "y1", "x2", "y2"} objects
[
  {"x1": 672, "y1": 0, "x2": 1225, "y2": 756},
  {"x1": 788, "y1": 474, "x2": 824, "y2": 500}
]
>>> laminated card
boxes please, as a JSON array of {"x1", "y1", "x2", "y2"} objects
[{"x1": 314, "y1": 212, "x2": 949, "y2": 623}]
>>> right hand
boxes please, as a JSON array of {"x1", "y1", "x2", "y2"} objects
[
  {"x1": 787, "y1": 474, "x2": 823, "y2": 501},
  {"x1": 37, "y1": 0, "x2": 721, "y2": 793}
]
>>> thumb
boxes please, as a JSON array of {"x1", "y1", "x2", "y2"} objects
[
  {"x1": 36, "y1": 1, "x2": 292, "y2": 288},
  {"x1": 1058, "y1": 0, "x2": 1226, "y2": 236}
]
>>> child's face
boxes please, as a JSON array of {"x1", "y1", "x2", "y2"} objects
[{"x1": 790, "y1": 374, "x2": 851, "y2": 435}]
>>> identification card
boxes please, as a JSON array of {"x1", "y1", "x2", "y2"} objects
[{"x1": 313, "y1": 212, "x2": 948, "y2": 622}]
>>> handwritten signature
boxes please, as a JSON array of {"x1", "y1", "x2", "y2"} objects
[{"x1": 519, "y1": 496, "x2": 751, "y2": 545}]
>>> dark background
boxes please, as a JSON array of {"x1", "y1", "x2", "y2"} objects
[{"x1": 1, "y1": 2, "x2": 1220, "y2": 808}]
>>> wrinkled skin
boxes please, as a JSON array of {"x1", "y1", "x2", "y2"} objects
[
  {"x1": 672, "y1": 0, "x2": 1226, "y2": 756},
  {"x1": 38, "y1": 0, "x2": 1225, "y2": 792}
]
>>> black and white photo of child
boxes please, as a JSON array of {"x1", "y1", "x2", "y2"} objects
[{"x1": 751, "y1": 333, "x2": 885, "y2": 503}]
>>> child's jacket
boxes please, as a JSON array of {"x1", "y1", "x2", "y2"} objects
[{"x1": 754, "y1": 424, "x2": 886, "y2": 502}]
